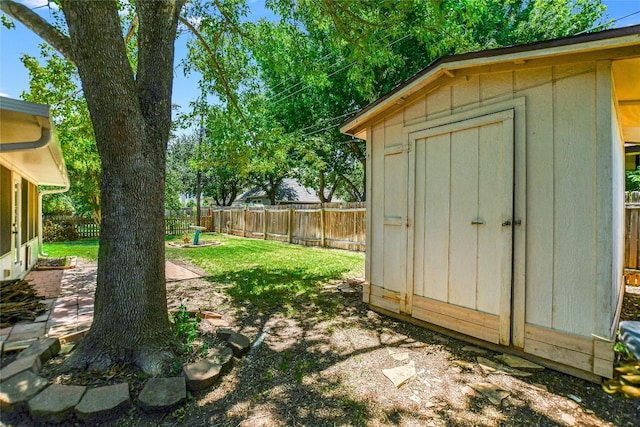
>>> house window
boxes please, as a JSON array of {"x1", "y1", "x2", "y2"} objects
[
  {"x1": 0, "y1": 165, "x2": 11, "y2": 256},
  {"x1": 21, "y1": 178, "x2": 28, "y2": 244},
  {"x1": 29, "y1": 182, "x2": 37, "y2": 241}
]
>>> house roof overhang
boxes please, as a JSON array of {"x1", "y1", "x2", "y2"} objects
[
  {"x1": 0, "y1": 96, "x2": 69, "y2": 187},
  {"x1": 340, "y1": 25, "x2": 640, "y2": 143}
]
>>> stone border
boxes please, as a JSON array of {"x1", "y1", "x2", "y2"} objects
[
  {"x1": 34, "y1": 257, "x2": 78, "y2": 271},
  {"x1": 0, "y1": 329, "x2": 252, "y2": 423}
]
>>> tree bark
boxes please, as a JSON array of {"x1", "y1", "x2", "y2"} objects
[{"x1": 3, "y1": 0, "x2": 186, "y2": 375}]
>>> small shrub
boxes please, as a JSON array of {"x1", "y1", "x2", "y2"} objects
[
  {"x1": 43, "y1": 220, "x2": 80, "y2": 242},
  {"x1": 170, "y1": 304, "x2": 201, "y2": 353}
]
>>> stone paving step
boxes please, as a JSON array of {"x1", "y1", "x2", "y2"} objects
[
  {"x1": 0, "y1": 371, "x2": 49, "y2": 411},
  {"x1": 28, "y1": 384, "x2": 86, "y2": 424},
  {"x1": 17, "y1": 337, "x2": 60, "y2": 364},
  {"x1": 138, "y1": 377, "x2": 186, "y2": 412},
  {"x1": 75, "y1": 382, "x2": 130, "y2": 422},
  {"x1": 0, "y1": 354, "x2": 41, "y2": 381}
]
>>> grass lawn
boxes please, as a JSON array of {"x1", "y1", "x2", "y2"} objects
[
  {"x1": 43, "y1": 233, "x2": 364, "y2": 314},
  {"x1": 42, "y1": 239, "x2": 99, "y2": 261}
]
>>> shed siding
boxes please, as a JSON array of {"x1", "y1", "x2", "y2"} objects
[
  {"x1": 369, "y1": 60, "x2": 618, "y2": 337},
  {"x1": 552, "y1": 63, "x2": 598, "y2": 337},
  {"x1": 517, "y1": 68, "x2": 555, "y2": 329},
  {"x1": 370, "y1": 122, "x2": 385, "y2": 289}
]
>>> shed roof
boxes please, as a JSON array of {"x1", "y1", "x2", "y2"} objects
[
  {"x1": 0, "y1": 96, "x2": 69, "y2": 187},
  {"x1": 340, "y1": 25, "x2": 640, "y2": 144}
]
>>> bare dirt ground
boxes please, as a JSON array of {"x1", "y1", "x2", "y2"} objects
[
  {"x1": 163, "y1": 269, "x2": 640, "y2": 426},
  {"x1": 3, "y1": 263, "x2": 639, "y2": 427}
]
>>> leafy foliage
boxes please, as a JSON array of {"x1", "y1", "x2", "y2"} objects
[
  {"x1": 626, "y1": 168, "x2": 640, "y2": 192},
  {"x1": 21, "y1": 45, "x2": 101, "y2": 220},
  {"x1": 42, "y1": 220, "x2": 80, "y2": 242},
  {"x1": 178, "y1": 0, "x2": 606, "y2": 203}
]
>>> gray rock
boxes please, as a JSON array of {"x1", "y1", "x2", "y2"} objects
[
  {"x1": 138, "y1": 377, "x2": 186, "y2": 412},
  {"x1": 17, "y1": 337, "x2": 60, "y2": 364},
  {"x1": 0, "y1": 354, "x2": 41, "y2": 381},
  {"x1": 0, "y1": 371, "x2": 48, "y2": 411},
  {"x1": 183, "y1": 359, "x2": 222, "y2": 391},
  {"x1": 75, "y1": 383, "x2": 130, "y2": 422},
  {"x1": 226, "y1": 333, "x2": 250, "y2": 357},
  {"x1": 28, "y1": 384, "x2": 86, "y2": 423},
  {"x1": 210, "y1": 346, "x2": 234, "y2": 374},
  {"x1": 216, "y1": 328, "x2": 234, "y2": 341}
]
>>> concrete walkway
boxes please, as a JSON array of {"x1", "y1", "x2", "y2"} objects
[{"x1": 0, "y1": 260, "x2": 203, "y2": 352}]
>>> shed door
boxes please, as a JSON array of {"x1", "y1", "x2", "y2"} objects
[
  {"x1": 379, "y1": 140, "x2": 409, "y2": 313},
  {"x1": 410, "y1": 111, "x2": 514, "y2": 345}
]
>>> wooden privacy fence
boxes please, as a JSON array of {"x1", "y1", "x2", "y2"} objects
[
  {"x1": 204, "y1": 203, "x2": 366, "y2": 252},
  {"x1": 43, "y1": 216, "x2": 196, "y2": 239},
  {"x1": 42, "y1": 203, "x2": 366, "y2": 251},
  {"x1": 625, "y1": 192, "x2": 640, "y2": 284}
]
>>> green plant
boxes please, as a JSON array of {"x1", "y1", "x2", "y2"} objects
[
  {"x1": 170, "y1": 303, "x2": 201, "y2": 352},
  {"x1": 42, "y1": 220, "x2": 80, "y2": 242},
  {"x1": 200, "y1": 342, "x2": 209, "y2": 357}
]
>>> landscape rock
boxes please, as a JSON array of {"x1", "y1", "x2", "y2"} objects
[
  {"x1": 138, "y1": 377, "x2": 186, "y2": 412},
  {"x1": 216, "y1": 328, "x2": 234, "y2": 341},
  {"x1": 17, "y1": 337, "x2": 60, "y2": 364},
  {"x1": 470, "y1": 382, "x2": 510, "y2": 405},
  {"x1": 205, "y1": 318, "x2": 229, "y2": 329},
  {"x1": 494, "y1": 354, "x2": 544, "y2": 372},
  {"x1": 75, "y1": 383, "x2": 130, "y2": 422},
  {"x1": 477, "y1": 356, "x2": 532, "y2": 377},
  {"x1": 183, "y1": 359, "x2": 223, "y2": 391},
  {"x1": 28, "y1": 384, "x2": 86, "y2": 424},
  {"x1": 0, "y1": 371, "x2": 48, "y2": 411},
  {"x1": 197, "y1": 311, "x2": 223, "y2": 319},
  {"x1": 226, "y1": 332, "x2": 251, "y2": 357},
  {"x1": 338, "y1": 283, "x2": 360, "y2": 297},
  {"x1": 210, "y1": 346, "x2": 234, "y2": 374},
  {"x1": 382, "y1": 361, "x2": 416, "y2": 388},
  {"x1": 0, "y1": 354, "x2": 41, "y2": 381}
]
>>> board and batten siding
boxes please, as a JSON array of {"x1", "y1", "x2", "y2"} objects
[{"x1": 365, "y1": 57, "x2": 623, "y2": 378}]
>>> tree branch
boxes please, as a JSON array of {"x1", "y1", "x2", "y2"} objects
[
  {"x1": 179, "y1": 15, "x2": 257, "y2": 144},
  {"x1": 0, "y1": 0, "x2": 75, "y2": 63}
]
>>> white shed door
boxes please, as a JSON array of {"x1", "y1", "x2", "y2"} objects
[{"x1": 410, "y1": 111, "x2": 514, "y2": 345}]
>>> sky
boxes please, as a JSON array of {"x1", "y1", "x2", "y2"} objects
[{"x1": 1, "y1": 0, "x2": 640, "y2": 117}]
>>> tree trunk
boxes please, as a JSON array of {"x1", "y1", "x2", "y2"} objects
[{"x1": 55, "y1": 0, "x2": 184, "y2": 375}]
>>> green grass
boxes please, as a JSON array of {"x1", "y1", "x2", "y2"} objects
[
  {"x1": 42, "y1": 239, "x2": 99, "y2": 261},
  {"x1": 167, "y1": 233, "x2": 364, "y2": 314},
  {"x1": 42, "y1": 234, "x2": 364, "y2": 315}
]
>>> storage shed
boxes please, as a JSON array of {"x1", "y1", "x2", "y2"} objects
[
  {"x1": 0, "y1": 96, "x2": 69, "y2": 280},
  {"x1": 340, "y1": 26, "x2": 640, "y2": 380}
]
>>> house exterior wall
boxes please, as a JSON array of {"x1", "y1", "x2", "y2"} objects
[
  {"x1": 0, "y1": 162, "x2": 40, "y2": 280},
  {"x1": 365, "y1": 56, "x2": 624, "y2": 379}
]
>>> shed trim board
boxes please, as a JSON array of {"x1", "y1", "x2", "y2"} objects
[
  {"x1": 344, "y1": 28, "x2": 637, "y2": 380},
  {"x1": 340, "y1": 25, "x2": 640, "y2": 137}
]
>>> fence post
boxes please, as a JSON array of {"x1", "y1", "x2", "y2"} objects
[
  {"x1": 320, "y1": 206, "x2": 326, "y2": 247},
  {"x1": 263, "y1": 208, "x2": 267, "y2": 240},
  {"x1": 243, "y1": 207, "x2": 247, "y2": 238},
  {"x1": 288, "y1": 207, "x2": 293, "y2": 243}
]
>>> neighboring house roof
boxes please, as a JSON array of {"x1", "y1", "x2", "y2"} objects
[
  {"x1": 340, "y1": 25, "x2": 640, "y2": 145},
  {"x1": 237, "y1": 178, "x2": 335, "y2": 204},
  {"x1": 0, "y1": 96, "x2": 69, "y2": 187}
]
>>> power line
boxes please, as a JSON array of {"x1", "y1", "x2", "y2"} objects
[
  {"x1": 576, "y1": 9, "x2": 640, "y2": 34},
  {"x1": 269, "y1": 34, "x2": 412, "y2": 104}
]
